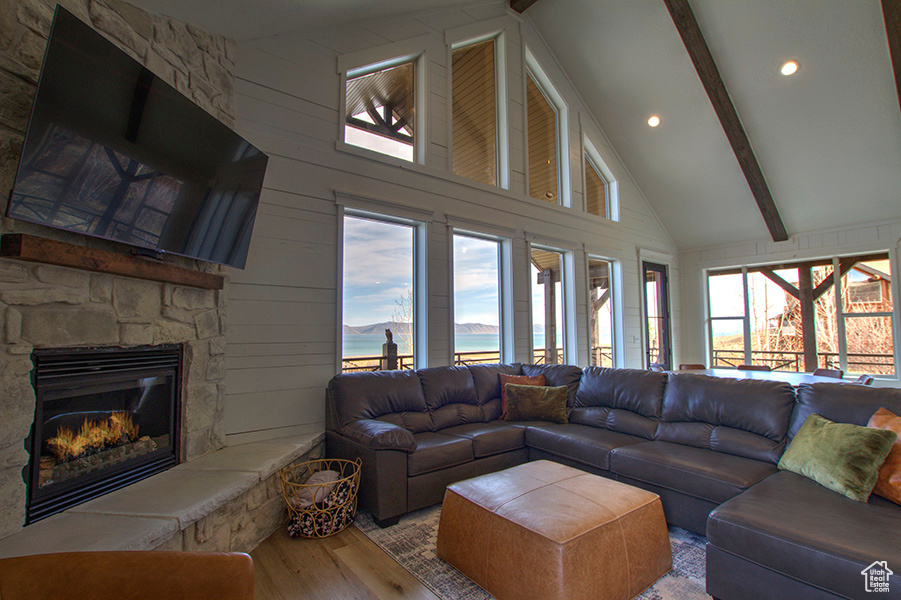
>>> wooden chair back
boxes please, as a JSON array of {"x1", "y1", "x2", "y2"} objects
[
  {"x1": 678, "y1": 363, "x2": 706, "y2": 370},
  {"x1": 737, "y1": 364, "x2": 771, "y2": 372}
]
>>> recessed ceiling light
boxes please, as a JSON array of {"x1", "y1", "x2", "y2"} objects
[
  {"x1": 648, "y1": 115, "x2": 661, "y2": 127},
  {"x1": 780, "y1": 60, "x2": 799, "y2": 76}
]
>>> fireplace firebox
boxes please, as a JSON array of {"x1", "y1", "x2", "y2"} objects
[{"x1": 26, "y1": 345, "x2": 182, "y2": 524}]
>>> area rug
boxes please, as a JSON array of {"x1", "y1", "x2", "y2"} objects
[{"x1": 355, "y1": 506, "x2": 710, "y2": 600}]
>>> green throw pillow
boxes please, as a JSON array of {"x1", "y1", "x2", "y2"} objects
[
  {"x1": 778, "y1": 413, "x2": 897, "y2": 502},
  {"x1": 503, "y1": 383, "x2": 568, "y2": 424}
]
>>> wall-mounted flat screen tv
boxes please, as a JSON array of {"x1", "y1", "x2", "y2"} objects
[{"x1": 7, "y1": 6, "x2": 268, "y2": 269}]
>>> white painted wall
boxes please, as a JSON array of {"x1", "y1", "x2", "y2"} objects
[
  {"x1": 680, "y1": 217, "x2": 901, "y2": 386},
  {"x1": 223, "y1": 1, "x2": 680, "y2": 443}
]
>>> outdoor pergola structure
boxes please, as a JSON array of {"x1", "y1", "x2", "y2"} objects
[
  {"x1": 345, "y1": 62, "x2": 415, "y2": 146},
  {"x1": 709, "y1": 252, "x2": 891, "y2": 372},
  {"x1": 588, "y1": 261, "x2": 611, "y2": 365},
  {"x1": 531, "y1": 249, "x2": 562, "y2": 364}
]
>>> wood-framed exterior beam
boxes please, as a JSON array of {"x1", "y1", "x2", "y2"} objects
[
  {"x1": 797, "y1": 266, "x2": 817, "y2": 372},
  {"x1": 885, "y1": 0, "x2": 901, "y2": 116},
  {"x1": 662, "y1": 0, "x2": 789, "y2": 242},
  {"x1": 758, "y1": 267, "x2": 799, "y2": 299},
  {"x1": 708, "y1": 252, "x2": 890, "y2": 277},
  {"x1": 510, "y1": 0, "x2": 540, "y2": 13},
  {"x1": 811, "y1": 258, "x2": 857, "y2": 300}
]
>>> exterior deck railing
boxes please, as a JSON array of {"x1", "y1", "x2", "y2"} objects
[
  {"x1": 711, "y1": 349, "x2": 895, "y2": 375},
  {"x1": 341, "y1": 346, "x2": 614, "y2": 373}
]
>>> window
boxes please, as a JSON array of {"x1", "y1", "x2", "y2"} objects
[
  {"x1": 644, "y1": 262, "x2": 672, "y2": 369},
  {"x1": 341, "y1": 214, "x2": 417, "y2": 372},
  {"x1": 588, "y1": 257, "x2": 615, "y2": 367},
  {"x1": 583, "y1": 137, "x2": 617, "y2": 220},
  {"x1": 531, "y1": 246, "x2": 566, "y2": 364},
  {"x1": 707, "y1": 253, "x2": 896, "y2": 375},
  {"x1": 344, "y1": 61, "x2": 415, "y2": 161},
  {"x1": 839, "y1": 257, "x2": 894, "y2": 375},
  {"x1": 584, "y1": 156, "x2": 608, "y2": 219},
  {"x1": 452, "y1": 233, "x2": 502, "y2": 365},
  {"x1": 452, "y1": 39, "x2": 497, "y2": 186},
  {"x1": 526, "y1": 73, "x2": 559, "y2": 203},
  {"x1": 708, "y1": 271, "x2": 747, "y2": 368}
]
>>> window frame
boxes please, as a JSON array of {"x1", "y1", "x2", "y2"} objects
[
  {"x1": 523, "y1": 47, "x2": 570, "y2": 208},
  {"x1": 705, "y1": 254, "x2": 898, "y2": 377},
  {"x1": 527, "y1": 241, "x2": 574, "y2": 365},
  {"x1": 336, "y1": 202, "x2": 429, "y2": 373},
  {"x1": 449, "y1": 228, "x2": 513, "y2": 365},
  {"x1": 586, "y1": 254, "x2": 620, "y2": 368},
  {"x1": 448, "y1": 31, "x2": 508, "y2": 190},
  {"x1": 583, "y1": 136, "x2": 619, "y2": 221},
  {"x1": 337, "y1": 38, "x2": 429, "y2": 166}
]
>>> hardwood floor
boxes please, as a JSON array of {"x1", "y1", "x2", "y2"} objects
[{"x1": 251, "y1": 524, "x2": 440, "y2": 600}]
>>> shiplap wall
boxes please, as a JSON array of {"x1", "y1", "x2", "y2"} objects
[
  {"x1": 680, "y1": 217, "x2": 901, "y2": 384},
  {"x1": 223, "y1": 0, "x2": 681, "y2": 443}
]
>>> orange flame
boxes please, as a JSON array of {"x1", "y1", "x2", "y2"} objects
[{"x1": 46, "y1": 412, "x2": 139, "y2": 463}]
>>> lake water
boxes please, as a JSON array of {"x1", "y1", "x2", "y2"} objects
[{"x1": 343, "y1": 333, "x2": 557, "y2": 357}]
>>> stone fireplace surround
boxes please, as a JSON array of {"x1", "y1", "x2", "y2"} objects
[{"x1": 0, "y1": 0, "x2": 325, "y2": 554}]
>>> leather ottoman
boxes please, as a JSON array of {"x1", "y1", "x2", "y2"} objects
[{"x1": 436, "y1": 460, "x2": 672, "y2": 600}]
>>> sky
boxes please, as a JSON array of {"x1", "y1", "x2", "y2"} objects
[
  {"x1": 342, "y1": 216, "x2": 413, "y2": 326},
  {"x1": 453, "y1": 235, "x2": 500, "y2": 326},
  {"x1": 343, "y1": 219, "x2": 504, "y2": 328}
]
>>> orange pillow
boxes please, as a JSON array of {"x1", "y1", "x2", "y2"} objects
[
  {"x1": 498, "y1": 373, "x2": 545, "y2": 419},
  {"x1": 868, "y1": 407, "x2": 901, "y2": 505}
]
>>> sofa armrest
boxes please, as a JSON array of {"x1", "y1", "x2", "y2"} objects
[{"x1": 342, "y1": 419, "x2": 417, "y2": 452}]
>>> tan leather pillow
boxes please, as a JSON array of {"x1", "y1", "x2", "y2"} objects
[
  {"x1": 869, "y1": 407, "x2": 901, "y2": 505},
  {"x1": 498, "y1": 373, "x2": 545, "y2": 419}
]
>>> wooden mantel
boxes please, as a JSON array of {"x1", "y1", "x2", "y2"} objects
[{"x1": 0, "y1": 234, "x2": 225, "y2": 290}]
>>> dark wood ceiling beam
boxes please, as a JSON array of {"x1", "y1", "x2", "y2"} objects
[
  {"x1": 885, "y1": 0, "x2": 901, "y2": 115},
  {"x1": 662, "y1": 0, "x2": 789, "y2": 242},
  {"x1": 510, "y1": 0, "x2": 540, "y2": 13}
]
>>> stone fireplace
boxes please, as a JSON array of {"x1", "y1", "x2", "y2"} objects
[
  {"x1": 0, "y1": 265, "x2": 228, "y2": 539},
  {"x1": 27, "y1": 345, "x2": 182, "y2": 523},
  {"x1": 0, "y1": 0, "x2": 238, "y2": 541}
]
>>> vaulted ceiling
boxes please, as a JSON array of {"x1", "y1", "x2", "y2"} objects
[
  {"x1": 130, "y1": 0, "x2": 901, "y2": 250},
  {"x1": 529, "y1": 0, "x2": 901, "y2": 249}
]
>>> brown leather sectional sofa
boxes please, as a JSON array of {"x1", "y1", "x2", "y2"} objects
[{"x1": 325, "y1": 363, "x2": 901, "y2": 600}]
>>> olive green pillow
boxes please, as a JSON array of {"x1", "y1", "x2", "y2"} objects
[
  {"x1": 503, "y1": 383, "x2": 568, "y2": 424},
  {"x1": 778, "y1": 413, "x2": 897, "y2": 502}
]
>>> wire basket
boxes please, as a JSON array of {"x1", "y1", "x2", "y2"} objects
[{"x1": 279, "y1": 457, "x2": 362, "y2": 539}]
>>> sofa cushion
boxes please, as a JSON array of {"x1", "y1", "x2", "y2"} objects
[
  {"x1": 504, "y1": 384, "x2": 568, "y2": 424},
  {"x1": 408, "y1": 432, "x2": 474, "y2": 476},
  {"x1": 328, "y1": 370, "x2": 433, "y2": 433},
  {"x1": 571, "y1": 367, "x2": 666, "y2": 439},
  {"x1": 779, "y1": 413, "x2": 896, "y2": 502},
  {"x1": 870, "y1": 407, "x2": 901, "y2": 505},
  {"x1": 418, "y1": 366, "x2": 482, "y2": 430},
  {"x1": 499, "y1": 373, "x2": 545, "y2": 419},
  {"x1": 439, "y1": 422, "x2": 525, "y2": 458},
  {"x1": 467, "y1": 363, "x2": 522, "y2": 404},
  {"x1": 657, "y1": 373, "x2": 794, "y2": 463},
  {"x1": 791, "y1": 382, "x2": 901, "y2": 438},
  {"x1": 708, "y1": 470, "x2": 901, "y2": 600},
  {"x1": 522, "y1": 364, "x2": 582, "y2": 405},
  {"x1": 526, "y1": 423, "x2": 645, "y2": 471},
  {"x1": 610, "y1": 441, "x2": 777, "y2": 504}
]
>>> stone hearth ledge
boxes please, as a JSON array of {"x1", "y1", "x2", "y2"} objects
[{"x1": 0, "y1": 432, "x2": 323, "y2": 559}]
